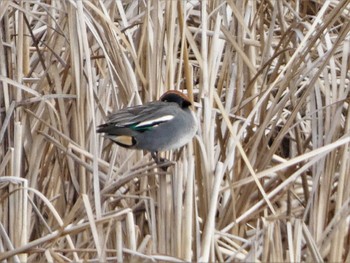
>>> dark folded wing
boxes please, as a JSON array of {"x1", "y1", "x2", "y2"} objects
[{"x1": 97, "y1": 102, "x2": 175, "y2": 133}]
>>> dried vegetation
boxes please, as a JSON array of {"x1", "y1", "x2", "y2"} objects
[{"x1": 1, "y1": 0, "x2": 350, "y2": 262}]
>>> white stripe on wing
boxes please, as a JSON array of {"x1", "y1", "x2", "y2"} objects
[{"x1": 134, "y1": 115, "x2": 174, "y2": 127}]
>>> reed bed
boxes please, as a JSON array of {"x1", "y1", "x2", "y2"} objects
[{"x1": 1, "y1": 0, "x2": 349, "y2": 262}]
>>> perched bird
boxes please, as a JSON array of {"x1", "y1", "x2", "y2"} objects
[{"x1": 97, "y1": 90, "x2": 198, "y2": 166}]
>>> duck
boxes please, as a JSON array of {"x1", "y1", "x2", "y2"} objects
[{"x1": 97, "y1": 90, "x2": 198, "y2": 166}]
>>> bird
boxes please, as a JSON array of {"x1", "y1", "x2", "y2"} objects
[{"x1": 97, "y1": 90, "x2": 198, "y2": 167}]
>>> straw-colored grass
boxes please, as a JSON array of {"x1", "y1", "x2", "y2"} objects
[{"x1": 1, "y1": 0, "x2": 349, "y2": 262}]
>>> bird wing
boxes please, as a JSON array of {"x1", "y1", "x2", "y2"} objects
[{"x1": 98, "y1": 102, "x2": 175, "y2": 133}]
